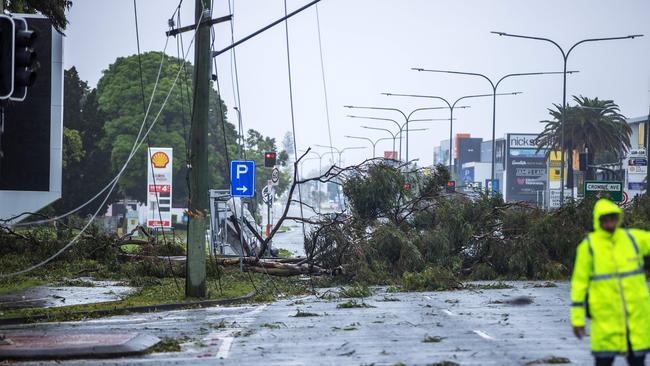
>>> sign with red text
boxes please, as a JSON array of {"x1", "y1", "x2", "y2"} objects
[{"x1": 146, "y1": 147, "x2": 173, "y2": 228}]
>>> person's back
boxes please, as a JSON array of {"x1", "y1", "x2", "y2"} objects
[{"x1": 571, "y1": 198, "x2": 650, "y2": 366}]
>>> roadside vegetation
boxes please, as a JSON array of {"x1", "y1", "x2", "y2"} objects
[{"x1": 303, "y1": 162, "x2": 650, "y2": 290}]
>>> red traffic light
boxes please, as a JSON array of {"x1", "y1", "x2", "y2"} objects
[
  {"x1": 403, "y1": 183, "x2": 412, "y2": 190},
  {"x1": 264, "y1": 151, "x2": 277, "y2": 167},
  {"x1": 446, "y1": 181, "x2": 455, "y2": 187}
]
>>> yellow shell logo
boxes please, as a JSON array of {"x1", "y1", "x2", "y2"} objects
[{"x1": 151, "y1": 151, "x2": 169, "y2": 168}]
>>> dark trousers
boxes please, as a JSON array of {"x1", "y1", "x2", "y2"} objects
[{"x1": 595, "y1": 353, "x2": 646, "y2": 366}]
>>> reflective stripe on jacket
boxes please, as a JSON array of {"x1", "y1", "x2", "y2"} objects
[{"x1": 570, "y1": 198, "x2": 650, "y2": 356}]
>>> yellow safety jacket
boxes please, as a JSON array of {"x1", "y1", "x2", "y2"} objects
[{"x1": 571, "y1": 198, "x2": 650, "y2": 357}]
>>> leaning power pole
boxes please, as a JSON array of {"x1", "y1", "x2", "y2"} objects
[{"x1": 186, "y1": 0, "x2": 211, "y2": 298}]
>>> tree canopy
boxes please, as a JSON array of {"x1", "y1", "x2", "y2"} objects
[{"x1": 536, "y1": 95, "x2": 630, "y2": 187}]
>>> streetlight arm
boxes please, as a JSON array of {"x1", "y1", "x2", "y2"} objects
[
  {"x1": 491, "y1": 31, "x2": 566, "y2": 57},
  {"x1": 361, "y1": 126, "x2": 397, "y2": 138},
  {"x1": 412, "y1": 68, "x2": 495, "y2": 90},
  {"x1": 566, "y1": 35, "x2": 644, "y2": 58},
  {"x1": 382, "y1": 93, "x2": 451, "y2": 109},
  {"x1": 494, "y1": 70, "x2": 579, "y2": 89},
  {"x1": 315, "y1": 144, "x2": 340, "y2": 154},
  {"x1": 344, "y1": 105, "x2": 407, "y2": 121},
  {"x1": 347, "y1": 114, "x2": 402, "y2": 131},
  {"x1": 345, "y1": 135, "x2": 374, "y2": 145}
]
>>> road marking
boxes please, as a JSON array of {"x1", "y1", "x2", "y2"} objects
[
  {"x1": 442, "y1": 309, "x2": 456, "y2": 316},
  {"x1": 216, "y1": 336, "x2": 234, "y2": 358},
  {"x1": 473, "y1": 330, "x2": 496, "y2": 340},
  {"x1": 208, "y1": 304, "x2": 268, "y2": 359}
]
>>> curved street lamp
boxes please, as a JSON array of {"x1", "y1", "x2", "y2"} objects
[
  {"x1": 383, "y1": 92, "x2": 520, "y2": 173},
  {"x1": 412, "y1": 68, "x2": 576, "y2": 188},
  {"x1": 344, "y1": 135, "x2": 394, "y2": 158},
  {"x1": 343, "y1": 106, "x2": 448, "y2": 163},
  {"x1": 490, "y1": 31, "x2": 643, "y2": 202}
]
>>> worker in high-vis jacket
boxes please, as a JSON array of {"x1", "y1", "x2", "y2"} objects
[{"x1": 571, "y1": 198, "x2": 650, "y2": 366}]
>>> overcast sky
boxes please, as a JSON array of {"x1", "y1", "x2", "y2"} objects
[{"x1": 65, "y1": 0, "x2": 650, "y2": 172}]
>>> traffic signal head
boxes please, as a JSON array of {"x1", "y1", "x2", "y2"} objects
[
  {"x1": 0, "y1": 15, "x2": 14, "y2": 99},
  {"x1": 264, "y1": 151, "x2": 277, "y2": 167},
  {"x1": 11, "y1": 17, "x2": 37, "y2": 101},
  {"x1": 445, "y1": 180, "x2": 456, "y2": 193}
]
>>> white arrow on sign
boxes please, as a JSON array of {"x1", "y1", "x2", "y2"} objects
[{"x1": 236, "y1": 186, "x2": 248, "y2": 193}]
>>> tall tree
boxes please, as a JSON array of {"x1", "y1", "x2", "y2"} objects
[
  {"x1": 4, "y1": 0, "x2": 72, "y2": 32},
  {"x1": 96, "y1": 52, "x2": 238, "y2": 206},
  {"x1": 55, "y1": 68, "x2": 112, "y2": 215},
  {"x1": 536, "y1": 95, "x2": 631, "y2": 188}
]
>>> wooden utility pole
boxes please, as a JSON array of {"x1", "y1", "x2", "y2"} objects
[{"x1": 186, "y1": 0, "x2": 211, "y2": 298}]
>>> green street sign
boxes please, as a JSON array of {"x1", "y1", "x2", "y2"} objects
[{"x1": 584, "y1": 181, "x2": 624, "y2": 202}]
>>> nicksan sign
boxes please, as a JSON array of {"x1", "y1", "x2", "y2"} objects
[{"x1": 508, "y1": 134, "x2": 539, "y2": 149}]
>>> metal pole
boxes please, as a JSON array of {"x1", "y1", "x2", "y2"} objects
[
  {"x1": 560, "y1": 58, "x2": 567, "y2": 203},
  {"x1": 449, "y1": 107, "x2": 454, "y2": 173},
  {"x1": 318, "y1": 156, "x2": 322, "y2": 213},
  {"x1": 490, "y1": 89, "x2": 497, "y2": 189},
  {"x1": 406, "y1": 117, "x2": 409, "y2": 163},
  {"x1": 186, "y1": 0, "x2": 210, "y2": 298}
]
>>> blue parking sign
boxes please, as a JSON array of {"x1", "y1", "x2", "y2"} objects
[{"x1": 230, "y1": 160, "x2": 256, "y2": 198}]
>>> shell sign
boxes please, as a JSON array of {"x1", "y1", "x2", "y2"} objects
[
  {"x1": 147, "y1": 148, "x2": 173, "y2": 228},
  {"x1": 150, "y1": 151, "x2": 170, "y2": 168}
]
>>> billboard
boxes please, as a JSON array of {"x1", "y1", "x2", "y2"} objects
[
  {"x1": 457, "y1": 138, "x2": 482, "y2": 170},
  {"x1": 0, "y1": 16, "x2": 63, "y2": 221},
  {"x1": 146, "y1": 147, "x2": 173, "y2": 228},
  {"x1": 384, "y1": 151, "x2": 398, "y2": 160},
  {"x1": 506, "y1": 134, "x2": 547, "y2": 203},
  {"x1": 461, "y1": 166, "x2": 474, "y2": 185}
]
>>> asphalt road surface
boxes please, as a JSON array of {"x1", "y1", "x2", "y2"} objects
[{"x1": 0, "y1": 281, "x2": 620, "y2": 365}]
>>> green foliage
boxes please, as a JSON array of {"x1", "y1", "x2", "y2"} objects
[
  {"x1": 62, "y1": 127, "x2": 84, "y2": 168},
  {"x1": 5, "y1": 0, "x2": 72, "y2": 32},
  {"x1": 96, "y1": 52, "x2": 236, "y2": 205},
  {"x1": 343, "y1": 163, "x2": 405, "y2": 223},
  {"x1": 536, "y1": 95, "x2": 630, "y2": 186},
  {"x1": 401, "y1": 266, "x2": 460, "y2": 292},
  {"x1": 338, "y1": 283, "x2": 372, "y2": 298}
]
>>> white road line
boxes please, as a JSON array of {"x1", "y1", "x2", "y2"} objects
[
  {"x1": 473, "y1": 329, "x2": 496, "y2": 340},
  {"x1": 206, "y1": 304, "x2": 268, "y2": 359},
  {"x1": 216, "y1": 336, "x2": 234, "y2": 358},
  {"x1": 442, "y1": 309, "x2": 456, "y2": 316}
]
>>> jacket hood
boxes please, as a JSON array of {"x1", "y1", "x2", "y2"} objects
[{"x1": 593, "y1": 198, "x2": 623, "y2": 232}]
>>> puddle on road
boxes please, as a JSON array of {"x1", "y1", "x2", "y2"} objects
[{"x1": 0, "y1": 278, "x2": 133, "y2": 311}]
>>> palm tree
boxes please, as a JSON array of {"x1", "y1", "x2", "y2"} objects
[{"x1": 536, "y1": 95, "x2": 631, "y2": 189}]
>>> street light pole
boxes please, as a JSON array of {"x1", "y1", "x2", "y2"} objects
[
  {"x1": 301, "y1": 150, "x2": 327, "y2": 213},
  {"x1": 314, "y1": 145, "x2": 366, "y2": 206},
  {"x1": 491, "y1": 31, "x2": 643, "y2": 203},
  {"x1": 360, "y1": 126, "x2": 431, "y2": 158},
  {"x1": 348, "y1": 115, "x2": 439, "y2": 161},
  {"x1": 412, "y1": 68, "x2": 574, "y2": 190},
  {"x1": 345, "y1": 135, "x2": 394, "y2": 158},
  {"x1": 383, "y1": 92, "x2": 519, "y2": 176},
  {"x1": 344, "y1": 106, "x2": 448, "y2": 164}
]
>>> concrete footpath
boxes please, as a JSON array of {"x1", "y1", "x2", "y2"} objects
[{"x1": 0, "y1": 281, "x2": 617, "y2": 365}]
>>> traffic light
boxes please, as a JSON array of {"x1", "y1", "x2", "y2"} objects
[
  {"x1": 403, "y1": 182, "x2": 412, "y2": 190},
  {"x1": 11, "y1": 17, "x2": 37, "y2": 101},
  {"x1": 0, "y1": 15, "x2": 14, "y2": 99},
  {"x1": 264, "y1": 151, "x2": 277, "y2": 168},
  {"x1": 445, "y1": 180, "x2": 456, "y2": 193}
]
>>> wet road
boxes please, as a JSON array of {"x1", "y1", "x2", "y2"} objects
[{"x1": 1, "y1": 282, "x2": 614, "y2": 365}]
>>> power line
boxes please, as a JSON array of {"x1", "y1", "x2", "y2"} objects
[
  {"x1": 315, "y1": 4, "x2": 335, "y2": 167},
  {"x1": 283, "y1": 0, "x2": 306, "y2": 238},
  {"x1": 0, "y1": 9, "x2": 205, "y2": 278},
  {"x1": 133, "y1": 0, "x2": 180, "y2": 291},
  {"x1": 8, "y1": 41, "x2": 173, "y2": 227}
]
